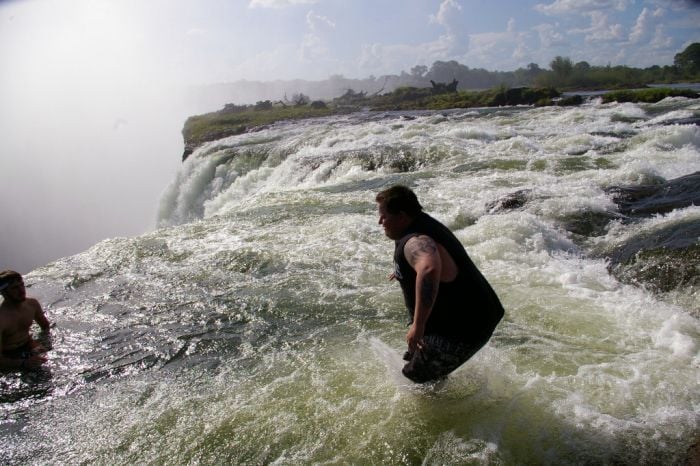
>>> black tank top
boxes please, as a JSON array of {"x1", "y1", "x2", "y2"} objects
[{"x1": 394, "y1": 213, "x2": 504, "y2": 340}]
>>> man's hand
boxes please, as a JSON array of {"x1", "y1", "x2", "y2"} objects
[{"x1": 406, "y1": 322, "x2": 425, "y2": 352}]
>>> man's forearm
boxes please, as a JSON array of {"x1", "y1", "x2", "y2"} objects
[{"x1": 413, "y1": 271, "x2": 439, "y2": 328}]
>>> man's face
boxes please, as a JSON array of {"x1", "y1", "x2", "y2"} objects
[
  {"x1": 1, "y1": 279, "x2": 26, "y2": 303},
  {"x1": 378, "y1": 202, "x2": 411, "y2": 240}
]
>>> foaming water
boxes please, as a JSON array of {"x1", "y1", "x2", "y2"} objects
[{"x1": 3, "y1": 98, "x2": 699, "y2": 464}]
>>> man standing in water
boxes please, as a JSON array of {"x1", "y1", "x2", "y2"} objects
[
  {"x1": 0, "y1": 270, "x2": 51, "y2": 370},
  {"x1": 376, "y1": 186, "x2": 504, "y2": 383}
]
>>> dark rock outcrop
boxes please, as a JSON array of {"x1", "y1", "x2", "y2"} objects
[
  {"x1": 486, "y1": 189, "x2": 531, "y2": 213},
  {"x1": 605, "y1": 171, "x2": 700, "y2": 217},
  {"x1": 560, "y1": 210, "x2": 622, "y2": 237},
  {"x1": 489, "y1": 87, "x2": 560, "y2": 106},
  {"x1": 604, "y1": 171, "x2": 700, "y2": 293},
  {"x1": 555, "y1": 94, "x2": 584, "y2": 106},
  {"x1": 662, "y1": 116, "x2": 700, "y2": 126},
  {"x1": 430, "y1": 79, "x2": 459, "y2": 94},
  {"x1": 607, "y1": 221, "x2": 700, "y2": 293},
  {"x1": 546, "y1": 172, "x2": 699, "y2": 294},
  {"x1": 182, "y1": 126, "x2": 248, "y2": 161}
]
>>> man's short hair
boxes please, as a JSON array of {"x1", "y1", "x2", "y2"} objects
[
  {"x1": 0, "y1": 270, "x2": 22, "y2": 292},
  {"x1": 376, "y1": 185, "x2": 423, "y2": 217}
]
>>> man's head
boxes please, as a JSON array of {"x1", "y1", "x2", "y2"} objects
[
  {"x1": 0, "y1": 270, "x2": 26, "y2": 303},
  {"x1": 376, "y1": 185, "x2": 423, "y2": 240}
]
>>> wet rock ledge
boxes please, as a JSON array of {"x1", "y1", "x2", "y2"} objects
[
  {"x1": 489, "y1": 171, "x2": 700, "y2": 296},
  {"x1": 604, "y1": 171, "x2": 700, "y2": 294}
]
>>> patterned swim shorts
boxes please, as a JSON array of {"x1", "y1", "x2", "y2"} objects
[{"x1": 402, "y1": 333, "x2": 491, "y2": 383}]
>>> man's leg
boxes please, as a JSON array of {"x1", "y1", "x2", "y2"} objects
[{"x1": 402, "y1": 334, "x2": 489, "y2": 383}]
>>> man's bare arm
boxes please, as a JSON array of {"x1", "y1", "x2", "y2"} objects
[
  {"x1": 404, "y1": 235, "x2": 442, "y2": 351},
  {"x1": 29, "y1": 299, "x2": 51, "y2": 331}
]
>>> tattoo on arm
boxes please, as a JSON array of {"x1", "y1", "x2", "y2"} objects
[
  {"x1": 406, "y1": 236, "x2": 437, "y2": 264},
  {"x1": 405, "y1": 235, "x2": 440, "y2": 309}
]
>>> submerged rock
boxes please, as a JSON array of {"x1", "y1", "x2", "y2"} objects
[
  {"x1": 560, "y1": 210, "x2": 621, "y2": 237},
  {"x1": 662, "y1": 116, "x2": 700, "y2": 126},
  {"x1": 607, "y1": 220, "x2": 700, "y2": 293},
  {"x1": 558, "y1": 171, "x2": 699, "y2": 293},
  {"x1": 605, "y1": 171, "x2": 700, "y2": 217},
  {"x1": 485, "y1": 189, "x2": 531, "y2": 213},
  {"x1": 603, "y1": 171, "x2": 700, "y2": 293}
]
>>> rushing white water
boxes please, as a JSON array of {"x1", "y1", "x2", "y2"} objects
[{"x1": 3, "y1": 97, "x2": 699, "y2": 464}]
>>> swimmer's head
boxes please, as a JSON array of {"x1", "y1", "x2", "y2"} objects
[{"x1": 0, "y1": 270, "x2": 22, "y2": 293}]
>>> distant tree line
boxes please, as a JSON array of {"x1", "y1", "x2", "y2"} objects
[
  {"x1": 184, "y1": 49, "x2": 700, "y2": 161},
  {"x1": 216, "y1": 42, "x2": 700, "y2": 114},
  {"x1": 411, "y1": 42, "x2": 700, "y2": 91},
  {"x1": 316, "y1": 42, "x2": 700, "y2": 98},
  {"x1": 188, "y1": 43, "x2": 700, "y2": 110}
]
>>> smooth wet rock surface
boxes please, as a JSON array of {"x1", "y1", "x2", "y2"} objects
[
  {"x1": 608, "y1": 221, "x2": 700, "y2": 293},
  {"x1": 605, "y1": 171, "x2": 700, "y2": 218},
  {"x1": 559, "y1": 171, "x2": 699, "y2": 294},
  {"x1": 605, "y1": 172, "x2": 699, "y2": 293}
]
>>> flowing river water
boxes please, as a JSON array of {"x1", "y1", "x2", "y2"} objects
[{"x1": 2, "y1": 97, "x2": 699, "y2": 464}]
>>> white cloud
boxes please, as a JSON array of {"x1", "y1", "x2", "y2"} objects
[
  {"x1": 237, "y1": 0, "x2": 693, "y2": 76},
  {"x1": 454, "y1": 18, "x2": 536, "y2": 70},
  {"x1": 463, "y1": 32, "x2": 518, "y2": 68},
  {"x1": 626, "y1": 7, "x2": 674, "y2": 50},
  {"x1": 571, "y1": 11, "x2": 624, "y2": 43},
  {"x1": 628, "y1": 7, "x2": 667, "y2": 44},
  {"x1": 649, "y1": 24, "x2": 673, "y2": 49},
  {"x1": 248, "y1": 0, "x2": 317, "y2": 8},
  {"x1": 618, "y1": 25, "x2": 676, "y2": 67},
  {"x1": 429, "y1": 0, "x2": 462, "y2": 27},
  {"x1": 629, "y1": 8, "x2": 652, "y2": 43},
  {"x1": 535, "y1": 0, "x2": 631, "y2": 15},
  {"x1": 512, "y1": 41, "x2": 530, "y2": 61},
  {"x1": 300, "y1": 10, "x2": 335, "y2": 63},
  {"x1": 357, "y1": 35, "x2": 455, "y2": 76},
  {"x1": 306, "y1": 10, "x2": 335, "y2": 30},
  {"x1": 534, "y1": 23, "x2": 568, "y2": 47},
  {"x1": 355, "y1": 0, "x2": 468, "y2": 76}
]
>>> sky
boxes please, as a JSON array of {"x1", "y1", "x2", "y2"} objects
[{"x1": 1, "y1": 0, "x2": 699, "y2": 274}]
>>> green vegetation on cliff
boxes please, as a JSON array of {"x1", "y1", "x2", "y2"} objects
[
  {"x1": 182, "y1": 84, "x2": 698, "y2": 160},
  {"x1": 182, "y1": 86, "x2": 567, "y2": 159},
  {"x1": 601, "y1": 87, "x2": 699, "y2": 103},
  {"x1": 370, "y1": 86, "x2": 564, "y2": 110},
  {"x1": 182, "y1": 104, "x2": 335, "y2": 159}
]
